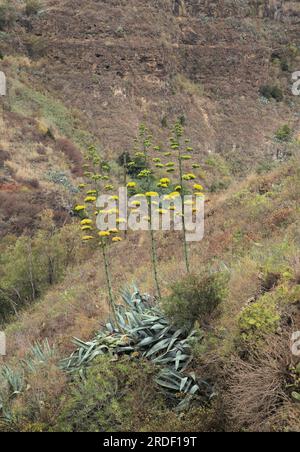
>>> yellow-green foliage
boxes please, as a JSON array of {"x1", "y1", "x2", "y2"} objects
[
  {"x1": 272, "y1": 284, "x2": 300, "y2": 306},
  {"x1": 56, "y1": 356, "x2": 168, "y2": 432},
  {"x1": 55, "y1": 355, "x2": 220, "y2": 433},
  {"x1": 174, "y1": 74, "x2": 204, "y2": 97},
  {"x1": 252, "y1": 240, "x2": 295, "y2": 279},
  {"x1": 246, "y1": 193, "x2": 271, "y2": 216},
  {"x1": 239, "y1": 293, "x2": 280, "y2": 342}
]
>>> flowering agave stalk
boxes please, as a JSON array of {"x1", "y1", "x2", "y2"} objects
[
  {"x1": 74, "y1": 145, "x2": 123, "y2": 325},
  {"x1": 134, "y1": 125, "x2": 162, "y2": 299},
  {"x1": 170, "y1": 123, "x2": 190, "y2": 273},
  {"x1": 145, "y1": 192, "x2": 162, "y2": 299},
  {"x1": 99, "y1": 232, "x2": 117, "y2": 323},
  {"x1": 169, "y1": 122, "x2": 204, "y2": 273}
]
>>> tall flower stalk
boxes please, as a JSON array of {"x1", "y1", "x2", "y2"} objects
[
  {"x1": 136, "y1": 125, "x2": 162, "y2": 299},
  {"x1": 99, "y1": 234, "x2": 117, "y2": 323},
  {"x1": 153, "y1": 121, "x2": 204, "y2": 274},
  {"x1": 172, "y1": 122, "x2": 190, "y2": 273},
  {"x1": 74, "y1": 145, "x2": 122, "y2": 325}
]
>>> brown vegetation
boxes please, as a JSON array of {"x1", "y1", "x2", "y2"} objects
[{"x1": 56, "y1": 138, "x2": 83, "y2": 176}]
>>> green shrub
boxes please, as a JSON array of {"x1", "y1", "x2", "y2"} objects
[
  {"x1": 25, "y1": 0, "x2": 42, "y2": 16},
  {"x1": 238, "y1": 293, "x2": 280, "y2": 343},
  {"x1": 24, "y1": 35, "x2": 47, "y2": 59},
  {"x1": 275, "y1": 124, "x2": 293, "y2": 143},
  {"x1": 209, "y1": 178, "x2": 231, "y2": 193},
  {"x1": 56, "y1": 356, "x2": 167, "y2": 432},
  {"x1": 55, "y1": 354, "x2": 220, "y2": 432},
  {"x1": 259, "y1": 85, "x2": 283, "y2": 102},
  {"x1": 0, "y1": 1, "x2": 16, "y2": 30},
  {"x1": 162, "y1": 273, "x2": 228, "y2": 328}
]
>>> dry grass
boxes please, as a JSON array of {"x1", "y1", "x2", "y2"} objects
[
  {"x1": 56, "y1": 138, "x2": 83, "y2": 176},
  {"x1": 223, "y1": 331, "x2": 300, "y2": 432}
]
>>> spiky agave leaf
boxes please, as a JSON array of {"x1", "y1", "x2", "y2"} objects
[
  {"x1": 23, "y1": 339, "x2": 56, "y2": 372},
  {"x1": 0, "y1": 366, "x2": 24, "y2": 397},
  {"x1": 61, "y1": 287, "x2": 212, "y2": 407}
]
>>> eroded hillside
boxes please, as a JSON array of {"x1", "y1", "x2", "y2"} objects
[
  {"x1": 2, "y1": 0, "x2": 300, "y2": 152},
  {"x1": 0, "y1": 0, "x2": 299, "y2": 236}
]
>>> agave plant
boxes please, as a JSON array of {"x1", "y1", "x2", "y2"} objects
[
  {"x1": 61, "y1": 287, "x2": 213, "y2": 408},
  {"x1": 0, "y1": 339, "x2": 57, "y2": 424},
  {"x1": 0, "y1": 366, "x2": 24, "y2": 398},
  {"x1": 23, "y1": 339, "x2": 56, "y2": 373}
]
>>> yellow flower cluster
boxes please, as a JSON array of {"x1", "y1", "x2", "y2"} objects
[
  {"x1": 99, "y1": 231, "x2": 110, "y2": 238},
  {"x1": 131, "y1": 200, "x2": 141, "y2": 207},
  {"x1": 164, "y1": 192, "x2": 180, "y2": 201},
  {"x1": 81, "y1": 219, "x2": 92, "y2": 226},
  {"x1": 82, "y1": 236, "x2": 94, "y2": 241},
  {"x1": 85, "y1": 196, "x2": 97, "y2": 203},
  {"x1": 158, "y1": 177, "x2": 171, "y2": 188},
  {"x1": 182, "y1": 173, "x2": 196, "y2": 181},
  {"x1": 112, "y1": 237, "x2": 122, "y2": 243},
  {"x1": 74, "y1": 205, "x2": 86, "y2": 212},
  {"x1": 116, "y1": 218, "x2": 127, "y2": 224}
]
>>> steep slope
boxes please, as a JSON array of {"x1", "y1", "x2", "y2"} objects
[
  {"x1": 2, "y1": 0, "x2": 300, "y2": 154},
  {"x1": 0, "y1": 152, "x2": 300, "y2": 432}
]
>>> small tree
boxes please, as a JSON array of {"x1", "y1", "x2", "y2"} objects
[{"x1": 163, "y1": 272, "x2": 227, "y2": 328}]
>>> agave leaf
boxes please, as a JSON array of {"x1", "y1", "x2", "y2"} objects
[
  {"x1": 175, "y1": 351, "x2": 183, "y2": 370},
  {"x1": 189, "y1": 384, "x2": 200, "y2": 395},
  {"x1": 180, "y1": 377, "x2": 188, "y2": 392},
  {"x1": 167, "y1": 329, "x2": 184, "y2": 352},
  {"x1": 138, "y1": 336, "x2": 158, "y2": 347},
  {"x1": 292, "y1": 392, "x2": 300, "y2": 402},
  {"x1": 145, "y1": 338, "x2": 172, "y2": 358},
  {"x1": 60, "y1": 286, "x2": 213, "y2": 408},
  {"x1": 155, "y1": 378, "x2": 180, "y2": 391}
]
